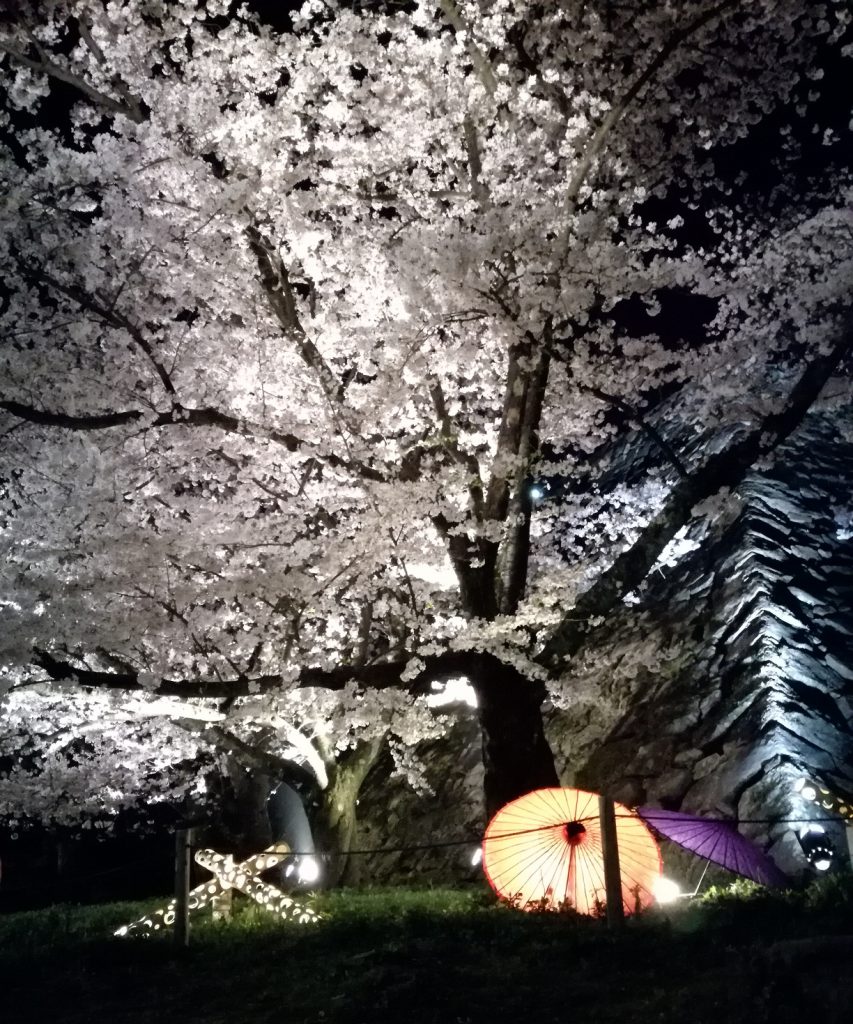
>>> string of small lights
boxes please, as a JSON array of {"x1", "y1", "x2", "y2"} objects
[{"x1": 116, "y1": 843, "x2": 318, "y2": 937}]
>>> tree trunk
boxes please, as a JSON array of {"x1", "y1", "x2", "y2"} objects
[
  {"x1": 311, "y1": 738, "x2": 384, "y2": 886},
  {"x1": 206, "y1": 758, "x2": 273, "y2": 855},
  {"x1": 470, "y1": 654, "x2": 560, "y2": 817}
]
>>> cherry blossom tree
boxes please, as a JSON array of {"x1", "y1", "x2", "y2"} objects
[{"x1": 1, "y1": 0, "x2": 851, "y2": 843}]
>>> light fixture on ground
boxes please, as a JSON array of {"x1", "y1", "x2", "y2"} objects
[
  {"x1": 652, "y1": 877, "x2": 682, "y2": 904},
  {"x1": 297, "y1": 855, "x2": 321, "y2": 885}
]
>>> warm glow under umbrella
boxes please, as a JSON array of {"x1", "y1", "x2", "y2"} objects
[{"x1": 482, "y1": 787, "x2": 662, "y2": 915}]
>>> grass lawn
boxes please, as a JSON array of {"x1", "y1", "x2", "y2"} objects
[{"x1": 1, "y1": 879, "x2": 851, "y2": 1024}]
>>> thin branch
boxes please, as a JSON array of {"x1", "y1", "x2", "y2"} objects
[
  {"x1": 388, "y1": 530, "x2": 422, "y2": 625},
  {"x1": 438, "y1": 0, "x2": 497, "y2": 96},
  {"x1": 0, "y1": 31, "x2": 144, "y2": 123},
  {"x1": 0, "y1": 399, "x2": 385, "y2": 480},
  {"x1": 76, "y1": 13, "x2": 145, "y2": 122},
  {"x1": 558, "y1": 0, "x2": 738, "y2": 261},
  {"x1": 29, "y1": 266, "x2": 177, "y2": 397},
  {"x1": 538, "y1": 316, "x2": 853, "y2": 670},
  {"x1": 354, "y1": 602, "x2": 373, "y2": 669},
  {"x1": 581, "y1": 385, "x2": 688, "y2": 478},
  {"x1": 244, "y1": 224, "x2": 340, "y2": 405}
]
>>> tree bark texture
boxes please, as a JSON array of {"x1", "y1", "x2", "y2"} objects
[
  {"x1": 470, "y1": 654, "x2": 560, "y2": 817},
  {"x1": 311, "y1": 738, "x2": 383, "y2": 886}
]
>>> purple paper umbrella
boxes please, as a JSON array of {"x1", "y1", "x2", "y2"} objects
[{"x1": 634, "y1": 807, "x2": 788, "y2": 888}]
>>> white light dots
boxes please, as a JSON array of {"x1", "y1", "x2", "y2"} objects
[{"x1": 115, "y1": 842, "x2": 320, "y2": 938}]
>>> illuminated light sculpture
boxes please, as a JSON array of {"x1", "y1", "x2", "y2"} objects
[
  {"x1": 482, "y1": 787, "x2": 662, "y2": 915},
  {"x1": 115, "y1": 842, "x2": 319, "y2": 938},
  {"x1": 795, "y1": 778, "x2": 853, "y2": 821},
  {"x1": 797, "y1": 824, "x2": 836, "y2": 872}
]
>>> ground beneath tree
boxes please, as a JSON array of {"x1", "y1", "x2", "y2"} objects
[{"x1": 0, "y1": 885, "x2": 851, "y2": 1024}]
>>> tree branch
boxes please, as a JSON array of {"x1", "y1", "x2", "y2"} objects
[
  {"x1": 484, "y1": 346, "x2": 526, "y2": 521},
  {"x1": 581, "y1": 384, "x2": 688, "y2": 478},
  {"x1": 0, "y1": 398, "x2": 385, "y2": 480},
  {"x1": 28, "y1": 266, "x2": 177, "y2": 397},
  {"x1": 463, "y1": 114, "x2": 489, "y2": 207},
  {"x1": 0, "y1": 30, "x2": 144, "y2": 123},
  {"x1": 207, "y1": 725, "x2": 316, "y2": 790},
  {"x1": 244, "y1": 224, "x2": 342, "y2": 406},
  {"x1": 0, "y1": 399, "x2": 143, "y2": 431},
  {"x1": 438, "y1": 0, "x2": 497, "y2": 96},
  {"x1": 538, "y1": 318, "x2": 853, "y2": 669},
  {"x1": 76, "y1": 11, "x2": 144, "y2": 123},
  {"x1": 429, "y1": 380, "x2": 485, "y2": 520},
  {"x1": 27, "y1": 646, "x2": 483, "y2": 700},
  {"x1": 432, "y1": 512, "x2": 499, "y2": 619},
  {"x1": 558, "y1": 0, "x2": 738, "y2": 260},
  {"x1": 500, "y1": 338, "x2": 551, "y2": 614}
]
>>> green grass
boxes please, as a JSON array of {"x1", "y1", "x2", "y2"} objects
[{"x1": 1, "y1": 880, "x2": 851, "y2": 1024}]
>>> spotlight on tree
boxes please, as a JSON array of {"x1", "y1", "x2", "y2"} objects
[
  {"x1": 297, "y1": 855, "x2": 321, "y2": 885},
  {"x1": 797, "y1": 824, "x2": 836, "y2": 872}
]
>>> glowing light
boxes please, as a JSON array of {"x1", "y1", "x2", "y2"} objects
[
  {"x1": 653, "y1": 877, "x2": 682, "y2": 904},
  {"x1": 297, "y1": 855, "x2": 321, "y2": 885},
  {"x1": 797, "y1": 824, "x2": 836, "y2": 873},
  {"x1": 482, "y1": 787, "x2": 662, "y2": 915},
  {"x1": 529, "y1": 485, "x2": 544, "y2": 501},
  {"x1": 426, "y1": 677, "x2": 478, "y2": 708},
  {"x1": 470, "y1": 847, "x2": 483, "y2": 867},
  {"x1": 797, "y1": 778, "x2": 853, "y2": 821}
]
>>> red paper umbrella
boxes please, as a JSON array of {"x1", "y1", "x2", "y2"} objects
[{"x1": 482, "y1": 787, "x2": 662, "y2": 915}]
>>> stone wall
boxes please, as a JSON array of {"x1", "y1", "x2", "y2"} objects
[{"x1": 572, "y1": 411, "x2": 853, "y2": 872}]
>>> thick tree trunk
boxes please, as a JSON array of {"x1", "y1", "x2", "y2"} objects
[
  {"x1": 311, "y1": 738, "x2": 383, "y2": 886},
  {"x1": 205, "y1": 758, "x2": 273, "y2": 855},
  {"x1": 470, "y1": 654, "x2": 560, "y2": 817}
]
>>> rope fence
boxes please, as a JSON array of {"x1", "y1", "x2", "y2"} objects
[{"x1": 1, "y1": 812, "x2": 843, "y2": 897}]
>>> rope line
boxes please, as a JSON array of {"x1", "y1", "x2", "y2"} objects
[
  {"x1": 0, "y1": 813, "x2": 844, "y2": 894},
  {"x1": 270, "y1": 813, "x2": 848, "y2": 858}
]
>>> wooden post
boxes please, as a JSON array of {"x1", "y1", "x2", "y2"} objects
[
  {"x1": 174, "y1": 827, "x2": 193, "y2": 947},
  {"x1": 598, "y1": 795, "x2": 624, "y2": 929}
]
